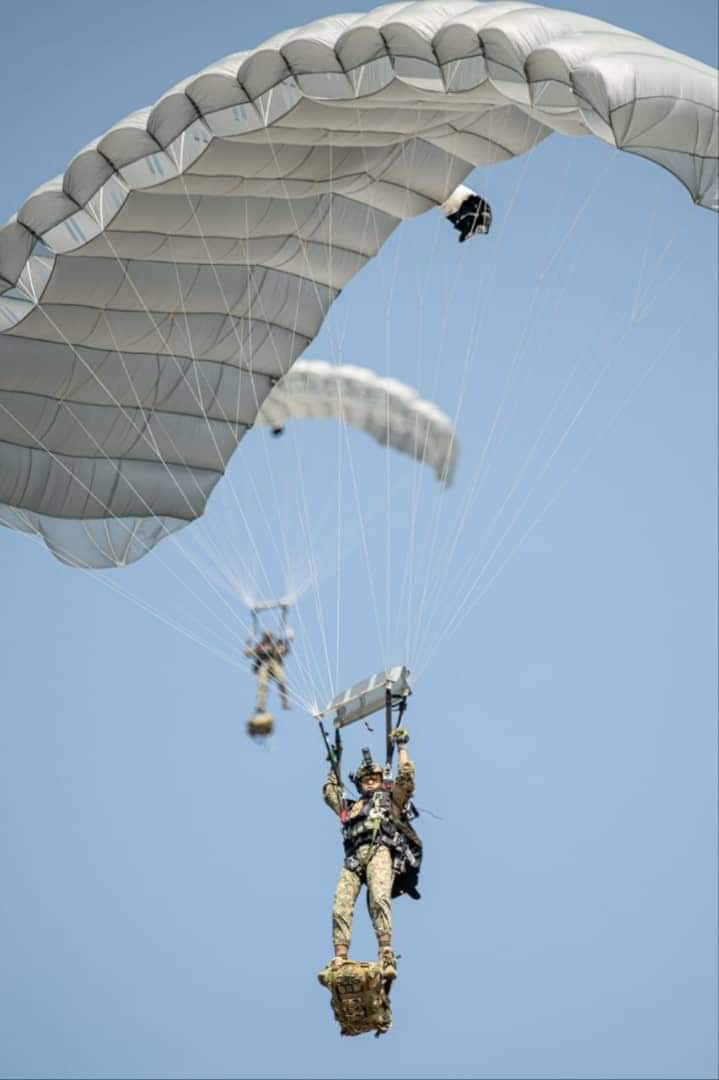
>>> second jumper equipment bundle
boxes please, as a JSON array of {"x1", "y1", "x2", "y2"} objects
[{"x1": 315, "y1": 667, "x2": 421, "y2": 1037}]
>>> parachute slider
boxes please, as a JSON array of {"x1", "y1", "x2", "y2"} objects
[
  {"x1": 316, "y1": 666, "x2": 411, "y2": 731},
  {"x1": 250, "y1": 599, "x2": 289, "y2": 613}
]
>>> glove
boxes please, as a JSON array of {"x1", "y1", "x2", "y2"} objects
[{"x1": 390, "y1": 727, "x2": 409, "y2": 745}]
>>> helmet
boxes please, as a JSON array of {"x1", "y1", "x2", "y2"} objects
[{"x1": 350, "y1": 747, "x2": 384, "y2": 791}]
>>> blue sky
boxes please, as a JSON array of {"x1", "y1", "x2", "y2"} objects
[{"x1": 0, "y1": 3, "x2": 717, "y2": 1078}]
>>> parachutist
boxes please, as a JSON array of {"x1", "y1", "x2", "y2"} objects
[
  {"x1": 323, "y1": 729, "x2": 421, "y2": 979},
  {"x1": 245, "y1": 629, "x2": 291, "y2": 718},
  {"x1": 258, "y1": 361, "x2": 459, "y2": 486},
  {"x1": 441, "y1": 184, "x2": 492, "y2": 242}
]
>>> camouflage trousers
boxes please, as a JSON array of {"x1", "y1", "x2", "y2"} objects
[
  {"x1": 332, "y1": 844, "x2": 393, "y2": 950},
  {"x1": 256, "y1": 659, "x2": 287, "y2": 711}
]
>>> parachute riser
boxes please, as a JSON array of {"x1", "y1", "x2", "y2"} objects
[
  {"x1": 315, "y1": 666, "x2": 410, "y2": 783},
  {"x1": 250, "y1": 601, "x2": 289, "y2": 639},
  {"x1": 385, "y1": 691, "x2": 408, "y2": 772},
  {"x1": 318, "y1": 717, "x2": 343, "y2": 790}
]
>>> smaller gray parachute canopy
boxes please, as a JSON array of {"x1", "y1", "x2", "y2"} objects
[{"x1": 257, "y1": 360, "x2": 458, "y2": 485}]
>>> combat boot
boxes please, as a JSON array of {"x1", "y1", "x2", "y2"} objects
[{"x1": 378, "y1": 946, "x2": 397, "y2": 981}]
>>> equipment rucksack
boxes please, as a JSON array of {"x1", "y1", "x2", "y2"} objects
[{"x1": 317, "y1": 959, "x2": 392, "y2": 1037}]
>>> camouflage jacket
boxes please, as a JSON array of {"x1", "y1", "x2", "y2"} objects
[
  {"x1": 323, "y1": 759, "x2": 415, "y2": 819},
  {"x1": 323, "y1": 761, "x2": 422, "y2": 896},
  {"x1": 245, "y1": 638, "x2": 288, "y2": 668}
]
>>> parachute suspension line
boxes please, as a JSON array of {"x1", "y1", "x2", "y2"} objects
[
  {"x1": 171, "y1": 178, "x2": 302, "y2": 565},
  {"x1": 631, "y1": 198, "x2": 665, "y2": 322},
  {"x1": 96, "y1": 300, "x2": 244, "y2": 582},
  {"x1": 396, "y1": 123, "x2": 472, "y2": 667},
  {"x1": 411, "y1": 219, "x2": 590, "y2": 662},
  {"x1": 92, "y1": 227, "x2": 242, "y2": 478},
  {"x1": 405, "y1": 245, "x2": 494, "y2": 664},
  {"x1": 335, "y1": 364, "x2": 344, "y2": 695},
  {"x1": 345, "y1": 99, "x2": 402, "y2": 671},
  {"x1": 190, "y1": 523, "x2": 261, "y2": 613},
  {"x1": 357, "y1": 97, "x2": 457, "y2": 669},
  {"x1": 338, "y1": 371, "x2": 389, "y2": 666},
  {"x1": 32, "y1": 274, "x2": 295, "y2": 652},
  {"x1": 382, "y1": 131, "x2": 423, "y2": 666},
  {"x1": 400, "y1": 104, "x2": 509, "y2": 666},
  {"x1": 170, "y1": 172, "x2": 335, "y2": 711},
  {"x1": 333, "y1": 363, "x2": 388, "y2": 677},
  {"x1": 351, "y1": 98, "x2": 465, "y2": 668},
  {"x1": 290, "y1": 438, "x2": 337, "y2": 706},
  {"x1": 449, "y1": 325, "x2": 659, "y2": 613},
  {"x1": 18, "y1": 520, "x2": 252, "y2": 670},
  {"x1": 55, "y1": 234, "x2": 283, "y2": 642},
  {"x1": 415, "y1": 324, "x2": 683, "y2": 683},
  {"x1": 388, "y1": 126, "x2": 440, "y2": 665},
  {"x1": 415, "y1": 266, "x2": 619, "y2": 659},
  {"x1": 269, "y1": 145, "x2": 349, "y2": 708},
  {"x1": 68, "y1": 552, "x2": 249, "y2": 667},
  {"x1": 301, "y1": 137, "x2": 340, "y2": 703},
  {"x1": 631, "y1": 225, "x2": 689, "y2": 324},
  {"x1": 419, "y1": 350, "x2": 587, "y2": 655},
  {"x1": 344, "y1": 97, "x2": 454, "y2": 671},
  {"x1": 98, "y1": 231, "x2": 318, "y2": 676},
  {"x1": 536, "y1": 154, "x2": 616, "y2": 286},
  {"x1": 261, "y1": 120, "x2": 395, "y2": 690},
  {"x1": 253, "y1": 127, "x2": 359, "y2": 706},
  {"x1": 409, "y1": 114, "x2": 605, "y2": 669},
  {"x1": 406, "y1": 107, "x2": 544, "y2": 667},
  {"x1": 0, "y1": 396, "x2": 255, "y2": 652},
  {"x1": 29, "y1": 302, "x2": 210, "y2": 526},
  {"x1": 324, "y1": 131, "x2": 415, "y2": 685},
  {"x1": 394, "y1": 125, "x2": 468, "y2": 661},
  {"x1": 421, "y1": 308, "x2": 688, "y2": 674},
  {"x1": 411, "y1": 161, "x2": 669, "y2": 673}
]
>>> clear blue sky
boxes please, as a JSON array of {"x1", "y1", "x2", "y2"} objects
[{"x1": 1, "y1": 3, "x2": 717, "y2": 1079}]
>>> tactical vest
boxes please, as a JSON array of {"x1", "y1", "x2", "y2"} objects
[
  {"x1": 252, "y1": 641, "x2": 284, "y2": 671},
  {"x1": 341, "y1": 789, "x2": 423, "y2": 900}
]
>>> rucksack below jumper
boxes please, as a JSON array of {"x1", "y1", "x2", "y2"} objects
[{"x1": 317, "y1": 959, "x2": 392, "y2": 1036}]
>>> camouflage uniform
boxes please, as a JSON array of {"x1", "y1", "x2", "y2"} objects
[
  {"x1": 324, "y1": 760, "x2": 415, "y2": 950},
  {"x1": 256, "y1": 655, "x2": 287, "y2": 711},
  {"x1": 246, "y1": 637, "x2": 289, "y2": 711}
]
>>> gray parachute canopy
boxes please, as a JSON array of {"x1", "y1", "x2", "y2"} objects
[
  {"x1": 0, "y1": 2, "x2": 716, "y2": 568},
  {"x1": 257, "y1": 361, "x2": 458, "y2": 485}
]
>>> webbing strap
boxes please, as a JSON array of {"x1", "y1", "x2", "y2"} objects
[{"x1": 386, "y1": 696, "x2": 408, "y2": 769}]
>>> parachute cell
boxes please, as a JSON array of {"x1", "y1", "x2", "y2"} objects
[{"x1": 0, "y1": 2, "x2": 715, "y2": 567}]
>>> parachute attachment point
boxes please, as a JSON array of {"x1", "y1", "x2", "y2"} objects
[
  {"x1": 317, "y1": 665, "x2": 411, "y2": 731},
  {"x1": 246, "y1": 712, "x2": 274, "y2": 740},
  {"x1": 317, "y1": 959, "x2": 393, "y2": 1037}
]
